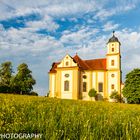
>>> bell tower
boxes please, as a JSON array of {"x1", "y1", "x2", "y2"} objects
[{"x1": 106, "y1": 31, "x2": 121, "y2": 97}]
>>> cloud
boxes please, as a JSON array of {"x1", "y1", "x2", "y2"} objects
[
  {"x1": 0, "y1": 0, "x2": 139, "y2": 23},
  {"x1": 25, "y1": 15, "x2": 59, "y2": 32},
  {"x1": 94, "y1": 0, "x2": 139, "y2": 20},
  {"x1": 0, "y1": 1, "x2": 41, "y2": 20},
  {"x1": 60, "y1": 27, "x2": 99, "y2": 46},
  {"x1": 0, "y1": 0, "x2": 100, "y2": 20},
  {"x1": 103, "y1": 21, "x2": 119, "y2": 31},
  {"x1": 94, "y1": 9, "x2": 114, "y2": 20},
  {"x1": 44, "y1": 1, "x2": 99, "y2": 17},
  {"x1": 117, "y1": 30, "x2": 140, "y2": 50},
  {"x1": 124, "y1": 54, "x2": 140, "y2": 69}
]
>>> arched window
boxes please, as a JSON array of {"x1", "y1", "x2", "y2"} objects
[
  {"x1": 83, "y1": 82, "x2": 87, "y2": 92},
  {"x1": 65, "y1": 61, "x2": 69, "y2": 66},
  {"x1": 111, "y1": 84, "x2": 115, "y2": 89},
  {"x1": 112, "y1": 47, "x2": 114, "y2": 52},
  {"x1": 98, "y1": 82, "x2": 103, "y2": 92},
  {"x1": 64, "y1": 80, "x2": 69, "y2": 91},
  {"x1": 111, "y1": 60, "x2": 115, "y2": 66}
]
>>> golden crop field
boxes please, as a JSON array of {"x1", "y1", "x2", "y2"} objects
[{"x1": 0, "y1": 94, "x2": 140, "y2": 140}]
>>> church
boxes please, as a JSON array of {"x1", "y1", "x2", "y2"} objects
[{"x1": 49, "y1": 32, "x2": 122, "y2": 100}]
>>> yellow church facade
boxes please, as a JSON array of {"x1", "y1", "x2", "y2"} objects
[{"x1": 49, "y1": 33, "x2": 122, "y2": 100}]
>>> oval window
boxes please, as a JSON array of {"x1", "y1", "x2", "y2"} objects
[
  {"x1": 111, "y1": 74, "x2": 115, "y2": 78},
  {"x1": 65, "y1": 74, "x2": 69, "y2": 77},
  {"x1": 83, "y1": 75, "x2": 87, "y2": 79}
]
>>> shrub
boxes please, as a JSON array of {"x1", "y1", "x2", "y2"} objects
[
  {"x1": 88, "y1": 88, "x2": 97, "y2": 97},
  {"x1": 110, "y1": 90, "x2": 120, "y2": 101},
  {"x1": 29, "y1": 91, "x2": 38, "y2": 96}
]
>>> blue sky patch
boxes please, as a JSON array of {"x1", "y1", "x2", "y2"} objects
[{"x1": 0, "y1": 13, "x2": 41, "y2": 29}]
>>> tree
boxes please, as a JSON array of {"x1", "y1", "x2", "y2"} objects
[
  {"x1": 88, "y1": 88, "x2": 97, "y2": 100},
  {"x1": 0, "y1": 61, "x2": 13, "y2": 93},
  {"x1": 13, "y1": 63, "x2": 36, "y2": 95},
  {"x1": 10, "y1": 76, "x2": 20, "y2": 94},
  {"x1": 122, "y1": 69, "x2": 140, "y2": 104}
]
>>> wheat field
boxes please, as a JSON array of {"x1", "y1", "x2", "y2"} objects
[{"x1": 0, "y1": 94, "x2": 140, "y2": 140}]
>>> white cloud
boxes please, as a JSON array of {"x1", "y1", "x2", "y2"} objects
[
  {"x1": 0, "y1": 0, "x2": 101, "y2": 20},
  {"x1": 103, "y1": 21, "x2": 119, "y2": 31},
  {"x1": 44, "y1": 1, "x2": 99, "y2": 17},
  {"x1": 94, "y1": 0, "x2": 139, "y2": 20},
  {"x1": 124, "y1": 54, "x2": 140, "y2": 69},
  {"x1": 94, "y1": 9, "x2": 114, "y2": 20},
  {"x1": 60, "y1": 27, "x2": 99, "y2": 45},
  {"x1": 26, "y1": 15, "x2": 59, "y2": 32},
  {"x1": 117, "y1": 30, "x2": 140, "y2": 50},
  {"x1": 0, "y1": 0, "x2": 139, "y2": 22}
]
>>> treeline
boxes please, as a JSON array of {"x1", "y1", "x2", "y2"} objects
[{"x1": 0, "y1": 61, "x2": 38, "y2": 96}]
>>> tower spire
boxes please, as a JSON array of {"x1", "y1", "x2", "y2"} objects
[{"x1": 113, "y1": 31, "x2": 115, "y2": 36}]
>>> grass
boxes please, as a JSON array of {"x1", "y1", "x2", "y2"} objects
[{"x1": 0, "y1": 94, "x2": 140, "y2": 140}]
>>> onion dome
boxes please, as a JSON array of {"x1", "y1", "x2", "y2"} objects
[{"x1": 108, "y1": 31, "x2": 121, "y2": 45}]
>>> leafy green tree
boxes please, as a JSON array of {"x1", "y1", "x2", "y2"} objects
[
  {"x1": 122, "y1": 68, "x2": 140, "y2": 104},
  {"x1": 88, "y1": 88, "x2": 97, "y2": 98},
  {"x1": 0, "y1": 61, "x2": 13, "y2": 93},
  {"x1": 14, "y1": 63, "x2": 36, "y2": 95},
  {"x1": 10, "y1": 76, "x2": 19, "y2": 94}
]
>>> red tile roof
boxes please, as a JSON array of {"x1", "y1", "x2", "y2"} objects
[
  {"x1": 84, "y1": 58, "x2": 106, "y2": 70},
  {"x1": 49, "y1": 54, "x2": 106, "y2": 73},
  {"x1": 73, "y1": 54, "x2": 91, "y2": 70},
  {"x1": 49, "y1": 62, "x2": 60, "y2": 73}
]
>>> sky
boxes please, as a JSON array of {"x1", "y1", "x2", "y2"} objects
[{"x1": 0, "y1": 0, "x2": 140, "y2": 96}]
